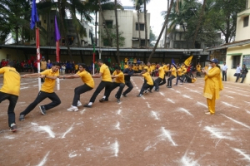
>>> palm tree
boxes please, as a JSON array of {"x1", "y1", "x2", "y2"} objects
[
  {"x1": 148, "y1": 0, "x2": 174, "y2": 62},
  {"x1": 134, "y1": 0, "x2": 143, "y2": 48},
  {"x1": 192, "y1": 0, "x2": 206, "y2": 48}
]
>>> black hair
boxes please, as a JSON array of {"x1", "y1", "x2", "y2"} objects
[
  {"x1": 7, "y1": 62, "x2": 14, "y2": 67},
  {"x1": 52, "y1": 62, "x2": 60, "y2": 66},
  {"x1": 78, "y1": 63, "x2": 87, "y2": 68},
  {"x1": 115, "y1": 66, "x2": 121, "y2": 70},
  {"x1": 97, "y1": 59, "x2": 103, "y2": 63}
]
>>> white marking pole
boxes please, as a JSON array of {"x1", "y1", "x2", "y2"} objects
[
  {"x1": 92, "y1": 63, "x2": 95, "y2": 75},
  {"x1": 57, "y1": 78, "x2": 60, "y2": 91},
  {"x1": 36, "y1": 28, "x2": 41, "y2": 91}
]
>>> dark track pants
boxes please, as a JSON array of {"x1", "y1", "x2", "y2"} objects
[
  {"x1": 89, "y1": 81, "x2": 112, "y2": 102},
  {"x1": 167, "y1": 76, "x2": 176, "y2": 87},
  {"x1": 176, "y1": 76, "x2": 183, "y2": 85},
  {"x1": 105, "y1": 82, "x2": 125, "y2": 100},
  {"x1": 123, "y1": 80, "x2": 133, "y2": 96},
  {"x1": 20, "y1": 91, "x2": 61, "y2": 116},
  {"x1": 154, "y1": 77, "x2": 163, "y2": 90},
  {"x1": 0, "y1": 92, "x2": 18, "y2": 127},
  {"x1": 72, "y1": 84, "x2": 93, "y2": 106},
  {"x1": 139, "y1": 83, "x2": 154, "y2": 94}
]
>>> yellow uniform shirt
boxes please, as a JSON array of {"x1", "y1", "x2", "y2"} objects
[
  {"x1": 177, "y1": 68, "x2": 183, "y2": 76},
  {"x1": 124, "y1": 64, "x2": 128, "y2": 69},
  {"x1": 112, "y1": 71, "x2": 125, "y2": 84},
  {"x1": 171, "y1": 67, "x2": 177, "y2": 77},
  {"x1": 75, "y1": 64, "x2": 79, "y2": 70},
  {"x1": 0, "y1": 67, "x2": 20, "y2": 96},
  {"x1": 77, "y1": 70, "x2": 95, "y2": 88},
  {"x1": 139, "y1": 65, "x2": 142, "y2": 70},
  {"x1": 196, "y1": 65, "x2": 201, "y2": 72},
  {"x1": 204, "y1": 67, "x2": 223, "y2": 99},
  {"x1": 41, "y1": 69, "x2": 59, "y2": 93},
  {"x1": 158, "y1": 67, "x2": 165, "y2": 79},
  {"x1": 133, "y1": 58, "x2": 137, "y2": 63},
  {"x1": 144, "y1": 66, "x2": 151, "y2": 74},
  {"x1": 142, "y1": 72, "x2": 154, "y2": 86},
  {"x1": 125, "y1": 58, "x2": 128, "y2": 63},
  {"x1": 163, "y1": 65, "x2": 169, "y2": 72},
  {"x1": 40, "y1": 61, "x2": 47, "y2": 70},
  {"x1": 100, "y1": 64, "x2": 112, "y2": 82}
]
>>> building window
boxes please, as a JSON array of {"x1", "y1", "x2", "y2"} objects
[
  {"x1": 136, "y1": 23, "x2": 145, "y2": 31},
  {"x1": 140, "y1": 40, "x2": 145, "y2": 46},
  {"x1": 243, "y1": 16, "x2": 249, "y2": 27},
  {"x1": 232, "y1": 56, "x2": 241, "y2": 69},
  {"x1": 105, "y1": 20, "x2": 113, "y2": 29}
]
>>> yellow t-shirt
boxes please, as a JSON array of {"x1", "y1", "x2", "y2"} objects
[
  {"x1": 100, "y1": 64, "x2": 112, "y2": 82},
  {"x1": 139, "y1": 65, "x2": 142, "y2": 70},
  {"x1": 41, "y1": 69, "x2": 59, "y2": 93},
  {"x1": 171, "y1": 67, "x2": 177, "y2": 77},
  {"x1": 142, "y1": 72, "x2": 154, "y2": 86},
  {"x1": 196, "y1": 65, "x2": 201, "y2": 72},
  {"x1": 163, "y1": 65, "x2": 169, "y2": 72},
  {"x1": 182, "y1": 67, "x2": 187, "y2": 75},
  {"x1": 177, "y1": 68, "x2": 183, "y2": 76},
  {"x1": 0, "y1": 67, "x2": 20, "y2": 96},
  {"x1": 124, "y1": 64, "x2": 128, "y2": 69},
  {"x1": 40, "y1": 61, "x2": 47, "y2": 70},
  {"x1": 112, "y1": 71, "x2": 125, "y2": 84},
  {"x1": 75, "y1": 64, "x2": 79, "y2": 70},
  {"x1": 144, "y1": 66, "x2": 151, "y2": 74},
  {"x1": 77, "y1": 70, "x2": 95, "y2": 88},
  {"x1": 158, "y1": 67, "x2": 165, "y2": 79},
  {"x1": 133, "y1": 58, "x2": 137, "y2": 63},
  {"x1": 125, "y1": 58, "x2": 128, "y2": 63}
]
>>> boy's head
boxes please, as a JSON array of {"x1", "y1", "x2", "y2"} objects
[{"x1": 51, "y1": 62, "x2": 60, "y2": 71}]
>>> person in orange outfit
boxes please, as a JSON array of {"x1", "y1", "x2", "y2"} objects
[{"x1": 202, "y1": 59, "x2": 223, "y2": 115}]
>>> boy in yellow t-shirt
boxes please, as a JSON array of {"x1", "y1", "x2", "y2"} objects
[
  {"x1": 84, "y1": 59, "x2": 112, "y2": 108},
  {"x1": 137, "y1": 69, "x2": 154, "y2": 97},
  {"x1": 20, "y1": 62, "x2": 61, "y2": 121},
  {"x1": 154, "y1": 63, "x2": 166, "y2": 91},
  {"x1": 167, "y1": 64, "x2": 176, "y2": 88},
  {"x1": 196, "y1": 63, "x2": 201, "y2": 77},
  {"x1": 0, "y1": 62, "x2": 20, "y2": 132},
  {"x1": 60, "y1": 63, "x2": 95, "y2": 112},
  {"x1": 100, "y1": 67, "x2": 125, "y2": 103}
]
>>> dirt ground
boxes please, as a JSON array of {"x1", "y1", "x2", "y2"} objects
[{"x1": 0, "y1": 75, "x2": 250, "y2": 166}]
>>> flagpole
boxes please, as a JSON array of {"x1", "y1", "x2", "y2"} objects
[
  {"x1": 55, "y1": 16, "x2": 60, "y2": 91},
  {"x1": 36, "y1": 27, "x2": 41, "y2": 91},
  {"x1": 93, "y1": 43, "x2": 95, "y2": 75}
]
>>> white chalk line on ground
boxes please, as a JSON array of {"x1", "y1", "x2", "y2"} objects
[
  {"x1": 196, "y1": 102, "x2": 208, "y2": 108},
  {"x1": 232, "y1": 148, "x2": 250, "y2": 162},
  {"x1": 224, "y1": 95, "x2": 234, "y2": 99},
  {"x1": 222, "y1": 114, "x2": 250, "y2": 130},
  {"x1": 144, "y1": 127, "x2": 177, "y2": 151},
  {"x1": 61, "y1": 123, "x2": 74, "y2": 138},
  {"x1": 204, "y1": 126, "x2": 235, "y2": 141},
  {"x1": 31, "y1": 123, "x2": 55, "y2": 138},
  {"x1": 183, "y1": 95, "x2": 193, "y2": 99},
  {"x1": 151, "y1": 111, "x2": 160, "y2": 120},
  {"x1": 37, "y1": 151, "x2": 50, "y2": 166},
  {"x1": 69, "y1": 151, "x2": 78, "y2": 158},
  {"x1": 80, "y1": 109, "x2": 86, "y2": 115},
  {"x1": 114, "y1": 122, "x2": 120, "y2": 130},
  {"x1": 165, "y1": 98, "x2": 175, "y2": 104},
  {"x1": 179, "y1": 152, "x2": 201, "y2": 166},
  {"x1": 110, "y1": 140, "x2": 119, "y2": 157},
  {"x1": 177, "y1": 108, "x2": 193, "y2": 117},
  {"x1": 221, "y1": 101, "x2": 240, "y2": 109},
  {"x1": 146, "y1": 102, "x2": 151, "y2": 108}
]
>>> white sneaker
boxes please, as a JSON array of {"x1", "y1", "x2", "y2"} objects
[
  {"x1": 77, "y1": 101, "x2": 82, "y2": 107},
  {"x1": 67, "y1": 106, "x2": 78, "y2": 112}
]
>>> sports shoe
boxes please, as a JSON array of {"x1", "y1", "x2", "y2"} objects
[
  {"x1": 10, "y1": 123, "x2": 17, "y2": 132},
  {"x1": 77, "y1": 101, "x2": 82, "y2": 107},
  {"x1": 117, "y1": 99, "x2": 121, "y2": 103},
  {"x1": 99, "y1": 98, "x2": 108, "y2": 102},
  {"x1": 19, "y1": 114, "x2": 25, "y2": 121},
  {"x1": 137, "y1": 94, "x2": 142, "y2": 97},
  {"x1": 84, "y1": 104, "x2": 92, "y2": 108},
  {"x1": 144, "y1": 90, "x2": 148, "y2": 93},
  {"x1": 122, "y1": 94, "x2": 127, "y2": 97},
  {"x1": 155, "y1": 89, "x2": 159, "y2": 92},
  {"x1": 205, "y1": 112, "x2": 214, "y2": 115},
  {"x1": 39, "y1": 105, "x2": 46, "y2": 115},
  {"x1": 67, "y1": 106, "x2": 78, "y2": 112}
]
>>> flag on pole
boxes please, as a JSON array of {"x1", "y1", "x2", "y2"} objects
[
  {"x1": 30, "y1": 0, "x2": 41, "y2": 91},
  {"x1": 30, "y1": 0, "x2": 39, "y2": 29},
  {"x1": 92, "y1": 43, "x2": 96, "y2": 75},
  {"x1": 184, "y1": 55, "x2": 193, "y2": 66},
  {"x1": 171, "y1": 58, "x2": 177, "y2": 68},
  {"x1": 54, "y1": 16, "x2": 60, "y2": 62}
]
